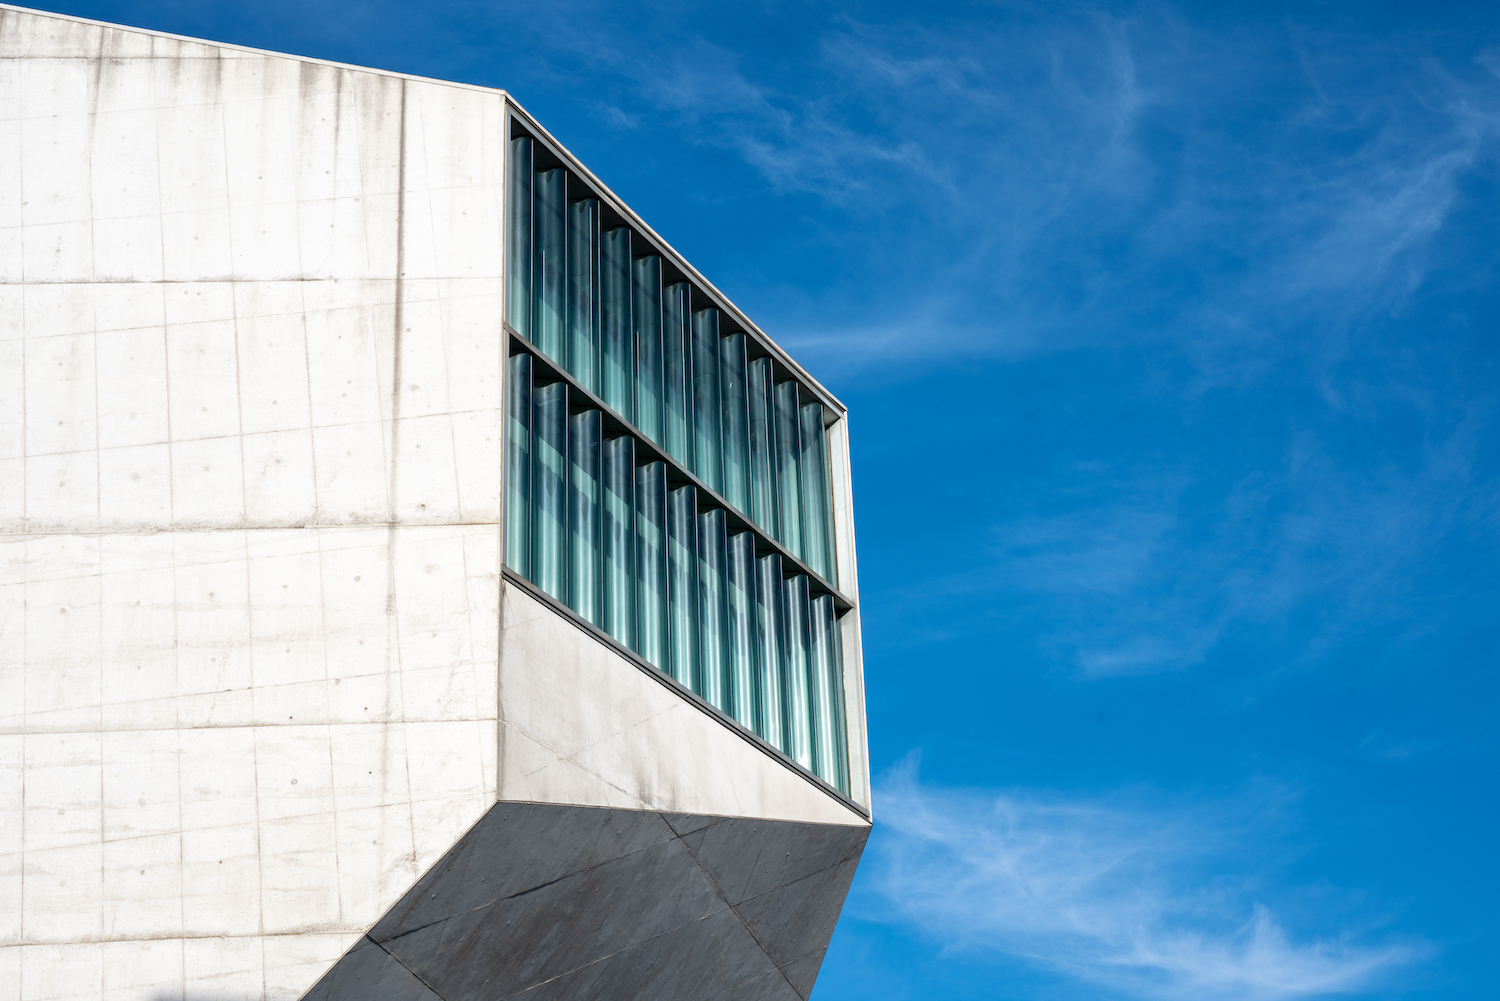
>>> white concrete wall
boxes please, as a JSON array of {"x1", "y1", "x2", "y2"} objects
[
  {"x1": 1, "y1": 6, "x2": 869, "y2": 999},
  {"x1": 1, "y1": 7, "x2": 505, "y2": 997}
]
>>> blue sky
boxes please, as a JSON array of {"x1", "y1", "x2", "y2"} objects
[{"x1": 40, "y1": 0, "x2": 1500, "y2": 997}]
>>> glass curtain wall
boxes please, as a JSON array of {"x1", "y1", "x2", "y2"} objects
[
  {"x1": 505, "y1": 348, "x2": 851, "y2": 795},
  {"x1": 507, "y1": 144, "x2": 840, "y2": 591},
  {"x1": 506, "y1": 135, "x2": 853, "y2": 794}
]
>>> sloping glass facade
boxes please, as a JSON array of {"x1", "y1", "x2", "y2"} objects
[{"x1": 503, "y1": 133, "x2": 851, "y2": 796}]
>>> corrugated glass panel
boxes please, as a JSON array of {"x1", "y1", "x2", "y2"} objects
[
  {"x1": 602, "y1": 434, "x2": 636, "y2": 650},
  {"x1": 773, "y1": 380, "x2": 804, "y2": 560},
  {"x1": 666, "y1": 483, "x2": 698, "y2": 688},
  {"x1": 697, "y1": 505, "x2": 730, "y2": 711},
  {"x1": 754, "y1": 552, "x2": 787, "y2": 750},
  {"x1": 663, "y1": 282, "x2": 692, "y2": 467},
  {"x1": 633, "y1": 255, "x2": 664, "y2": 446},
  {"x1": 636, "y1": 460, "x2": 669, "y2": 670},
  {"x1": 782, "y1": 572, "x2": 814, "y2": 770},
  {"x1": 726, "y1": 529, "x2": 758, "y2": 731},
  {"x1": 720, "y1": 332, "x2": 751, "y2": 515},
  {"x1": 531, "y1": 380, "x2": 568, "y2": 600},
  {"x1": 601, "y1": 228, "x2": 634, "y2": 422},
  {"x1": 504, "y1": 352, "x2": 532, "y2": 575},
  {"x1": 691, "y1": 309, "x2": 723, "y2": 494},
  {"x1": 799, "y1": 402, "x2": 835, "y2": 582},
  {"x1": 566, "y1": 197, "x2": 600, "y2": 393},
  {"x1": 567, "y1": 408, "x2": 602, "y2": 626},
  {"x1": 747, "y1": 356, "x2": 776, "y2": 535},
  {"x1": 810, "y1": 593, "x2": 849, "y2": 793},
  {"x1": 533, "y1": 168, "x2": 566, "y2": 363},
  {"x1": 506, "y1": 137, "x2": 532, "y2": 338}
]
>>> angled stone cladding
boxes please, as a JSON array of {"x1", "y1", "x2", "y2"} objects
[
  {"x1": 304, "y1": 802, "x2": 868, "y2": 1001},
  {"x1": 0, "y1": 5, "x2": 870, "y2": 1000}
]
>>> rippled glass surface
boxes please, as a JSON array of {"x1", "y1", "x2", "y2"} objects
[
  {"x1": 726, "y1": 529, "x2": 758, "y2": 731},
  {"x1": 666, "y1": 483, "x2": 698, "y2": 688},
  {"x1": 799, "y1": 402, "x2": 835, "y2": 582},
  {"x1": 504, "y1": 352, "x2": 532, "y2": 576},
  {"x1": 533, "y1": 168, "x2": 566, "y2": 364},
  {"x1": 602, "y1": 433, "x2": 636, "y2": 650},
  {"x1": 773, "y1": 380, "x2": 804, "y2": 561},
  {"x1": 691, "y1": 309, "x2": 724, "y2": 494},
  {"x1": 663, "y1": 282, "x2": 692, "y2": 467},
  {"x1": 697, "y1": 506, "x2": 730, "y2": 711},
  {"x1": 636, "y1": 460, "x2": 669, "y2": 670},
  {"x1": 746, "y1": 356, "x2": 776, "y2": 536},
  {"x1": 781, "y1": 572, "x2": 814, "y2": 770},
  {"x1": 506, "y1": 138, "x2": 532, "y2": 338},
  {"x1": 566, "y1": 197, "x2": 599, "y2": 393},
  {"x1": 754, "y1": 551, "x2": 787, "y2": 751},
  {"x1": 601, "y1": 228, "x2": 634, "y2": 422},
  {"x1": 720, "y1": 333, "x2": 751, "y2": 514},
  {"x1": 809, "y1": 593, "x2": 847, "y2": 790},
  {"x1": 532, "y1": 380, "x2": 568, "y2": 601},
  {"x1": 633, "y1": 255, "x2": 664, "y2": 446},
  {"x1": 567, "y1": 408, "x2": 602, "y2": 626}
]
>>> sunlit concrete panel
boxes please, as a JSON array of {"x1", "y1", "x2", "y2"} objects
[{"x1": 499, "y1": 585, "x2": 866, "y2": 829}]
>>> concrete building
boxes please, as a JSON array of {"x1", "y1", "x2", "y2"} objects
[{"x1": 0, "y1": 4, "x2": 870, "y2": 1000}]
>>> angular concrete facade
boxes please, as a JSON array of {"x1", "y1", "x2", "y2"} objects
[{"x1": 0, "y1": 5, "x2": 870, "y2": 999}]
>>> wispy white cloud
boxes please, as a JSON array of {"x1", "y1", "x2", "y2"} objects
[
  {"x1": 516, "y1": 6, "x2": 1500, "y2": 378},
  {"x1": 862, "y1": 759, "x2": 1423, "y2": 999}
]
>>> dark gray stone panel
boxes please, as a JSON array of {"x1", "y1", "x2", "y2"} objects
[
  {"x1": 381, "y1": 835, "x2": 728, "y2": 997},
  {"x1": 302, "y1": 935, "x2": 440, "y2": 1001},
  {"x1": 704, "y1": 968, "x2": 805, "y2": 1001},
  {"x1": 512, "y1": 909, "x2": 789, "y2": 1001},
  {"x1": 304, "y1": 801, "x2": 867, "y2": 1001},
  {"x1": 736, "y1": 855, "x2": 865, "y2": 994},
  {"x1": 680, "y1": 817, "x2": 868, "y2": 905},
  {"x1": 373, "y1": 801, "x2": 678, "y2": 941}
]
